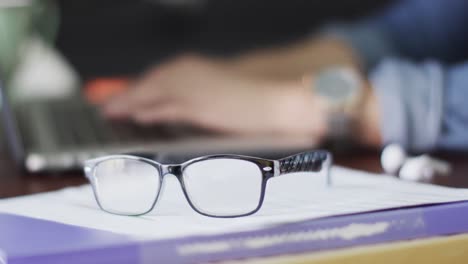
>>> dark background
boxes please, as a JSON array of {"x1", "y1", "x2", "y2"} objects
[{"x1": 55, "y1": 0, "x2": 394, "y2": 80}]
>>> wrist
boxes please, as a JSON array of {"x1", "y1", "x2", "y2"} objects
[
  {"x1": 307, "y1": 67, "x2": 382, "y2": 146},
  {"x1": 309, "y1": 67, "x2": 364, "y2": 142},
  {"x1": 272, "y1": 81, "x2": 328, "y2": 140}
]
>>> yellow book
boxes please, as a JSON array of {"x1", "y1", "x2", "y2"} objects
[{"x1": 231, "y1": 234, "x2": 468, "y2": 264}]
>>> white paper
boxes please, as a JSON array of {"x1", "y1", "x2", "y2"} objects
[{"x1": 1, "y1": 166, "x2": 468, "y2": 241}]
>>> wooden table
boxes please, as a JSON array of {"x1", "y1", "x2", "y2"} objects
[{"x1": 1, "y1": 148, "x2": 467, "y2": 198}]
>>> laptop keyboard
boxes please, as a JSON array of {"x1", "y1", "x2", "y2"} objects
[{"x1": 16, "y1": 99, "x2": 202, "y2": 151}]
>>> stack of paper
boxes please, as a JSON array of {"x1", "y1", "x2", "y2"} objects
[{"x1": 1, "y1": 166, "x2": 468, "y2": 240}]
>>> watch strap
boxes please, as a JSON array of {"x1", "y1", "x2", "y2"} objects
[{"x1": 327, "y1": 112, "x2": 352, "y2": 140}]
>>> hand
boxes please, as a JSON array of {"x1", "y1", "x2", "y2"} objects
[{"x1": 102, "y1": 55, "x2": 328, "y2": 140}]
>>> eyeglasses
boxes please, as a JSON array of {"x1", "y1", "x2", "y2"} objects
[{"x1": 83, "y1": 150, "x2": 332, "y2": 218}]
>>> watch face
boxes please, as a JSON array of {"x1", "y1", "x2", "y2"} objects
[{"x1": 314, "y1": 67, "x2": 361, "y2": 105}]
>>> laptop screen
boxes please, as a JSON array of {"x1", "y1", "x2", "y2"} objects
[{"x1": 0, "y1": 73, "x2": 24, "y2": 162}]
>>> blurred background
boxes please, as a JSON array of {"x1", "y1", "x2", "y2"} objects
[
  {"x1": 55, "y1": 0, "x2": 392, "y2": 79},
  {"x1": 0, "y1": 0, "x2": 394, "y2": 172},
  {"x1": 3, "y1": 0, "x2": 468, "y2": 203}
]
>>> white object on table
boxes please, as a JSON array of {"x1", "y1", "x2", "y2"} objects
[
  {"x1": 399, "y1": 155, "x2": 452, "y2": 182},
  {"x1": 380, "y1": 143, "x2": 407, "y2": 175}
]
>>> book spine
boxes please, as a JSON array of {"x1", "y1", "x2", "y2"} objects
[
  {"x1": 7, "y1": 243, "x2": 141, "y2": 264},
  {"x1": 138, "y1": 202, "x2": 468, "y2": 264},
  {"x1": 7, "y1": 202, "x2": 468, "y2": 263}
]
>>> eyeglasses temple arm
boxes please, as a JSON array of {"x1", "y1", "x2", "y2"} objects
[{"x1": 277, "y1": 150, "x2": 332, "y2": 186}]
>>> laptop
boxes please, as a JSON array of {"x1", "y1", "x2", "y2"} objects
[{"x1": 0, "y1": 75, "x2": 317, "y2": 173}]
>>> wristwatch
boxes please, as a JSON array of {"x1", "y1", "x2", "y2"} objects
[{"x1": 310, "y1": 66, "x2": 365, "y2": 140}]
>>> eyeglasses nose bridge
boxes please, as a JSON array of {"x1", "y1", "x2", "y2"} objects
[{"x1": 160, "y1": 164, "x2": 182, "y2": 177}]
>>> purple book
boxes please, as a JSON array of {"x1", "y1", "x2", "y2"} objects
[{"x1": 1, "y1": 201, "x2": 468, "y2": 264}]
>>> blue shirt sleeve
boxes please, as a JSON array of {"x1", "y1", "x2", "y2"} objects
[
  {"x1": 323, "y1": 0, "x2": 468, "y2": 68},
  {"x1": 370, "y1": 59, "x2": 468, "y2": 151},
  {"x1": 321, "y1": 0, "x2": 468, "y2": 151},
  {"x1": 378, "y1": 0, "x2": 468, "y2": 62},
  {"x1": 436, "y1": 63, "x2": 468, "y2": 150}
]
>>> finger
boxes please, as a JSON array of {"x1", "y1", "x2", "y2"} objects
[
  {"x1": 102, "y1": 75, "x2": 165, "y2": 118},
  {"x1": 100, "y1": 90, "x2": 134, "y2": 118},
  {"x1": 126, "y1": 75, "x2": 165, "y2": 108},
  {"x1": 132, "y1": 104, "x2": 186, "y2": 125}
]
